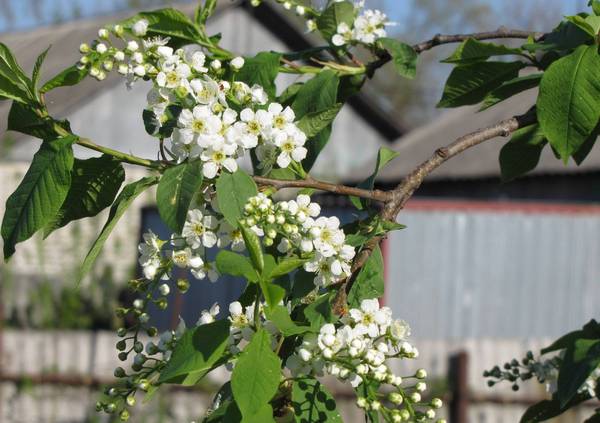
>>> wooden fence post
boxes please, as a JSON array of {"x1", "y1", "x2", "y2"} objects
[{"x1": 448, "y1": 350, "x2": 469, "y2": 423}]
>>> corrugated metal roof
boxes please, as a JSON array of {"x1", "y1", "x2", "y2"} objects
[{"x1": 385, "y1": 201, "x2": 600, "y2": 339}]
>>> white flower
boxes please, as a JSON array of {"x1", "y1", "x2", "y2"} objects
[
  {"x1": 189, "y1": 51, "x2": 208, "y2": 73},
  {"x1": 332, "y1": 22, "x2": 352, "y2": 46},
  {"x1": 190, "y1": 77, "x2": 222, "y2": 105},
  {"x1": 349, "y1": 299, "x2": 390, "y2": 338},
  {"x1": 182, "y1": 209, "x2": 219, "y2": 249},
  {"x1": 132, "y1": 19, "x2": 149, "y2": 36},
  {"x1": 126, "y1": 41, "x2": 139, "y2": 52},
  {"x1": 176, "y1": 105, "x2": 222, "y2": 147},
  {"x1": 210, "y1": 59, "x2": 222, "y2": 70},
  {"x1": 158, "y1": 283, "x2": 170, "y2": 296},
  {"x1": 250, "y1": 84, "x2": 268, "y2": 105},
  {"x1": 240, "y1": 108, "x2": 272, "y2": 138},
  {"x1": 138, "y1": 230, "x2": 163, "y2": 279},
  {"x1": 191, "y1": 261, "x2": 219, "y2": 282},
  {"x1": 353, "y1": 9, "x2": 388, "y2": 44},
  {"x1": 274, "y1": 126, "x2": 307, "y2": 168},
  {"x1": 390, "y1": 319, "x2": 411, "y2": 341},
  {"x1": 310, "y1": 216, "x2": 345, "y2": 257},
  {"x1": 171, "y1": 248, "x2": 203, "y2": 269},
  {"x1": 95, "y1": 43, "x2": 107, "y2": 54},
  {"x1": 230, "y1": 56, "x2": 245, "y2": 70},
  {"x1": 200, "y1": 138, "x2": 238, "y2": 178},
  {"x1": 197, "y1": 303, "x2": 220, "y2": 325},
  {"x1": 156, "y1": 62, "x2": 192, "y2": 91},
  {"x1": 268, "y1": 103, "x2": 295, "y2": 132}
]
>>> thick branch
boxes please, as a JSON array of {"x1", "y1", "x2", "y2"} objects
[
  {"x1": 253, "y1": 175, "x2": 391, "y2": 202},
  {"x1": 333, "y1": 112, "x2": 537, "y2": 314}
]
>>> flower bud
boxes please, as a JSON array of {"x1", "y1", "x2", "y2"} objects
[
  {"x1": 177, "y1": 278, "x2": 190, "y2": 293},
  {"x1": 296, "y1": 5, "x2": 305, "y2": 15},
  {"x1": 431, "y1": 398, "x2": 443, "y2": 409},
  {"x1": 370, "y1": 400, "x2": 381, "y2": 411},
  {"x1": 118, "y1": 352, "x2": 128, "y2": 361},
  {"x1": 389, "y1": 392, "x2": 403, "y2": 405},
  {"x1": 138, "y1": 379, "x2": 150, "y2": 391},
  {"x1": 116, "y1": 340, "x2": 127, "y2": 351},
  {"x1": 79, "y1": 43, "x2": 90, "y2": 53},
  {"x1": 210, "y1": 60, "x2": 222, "y2": 70},
  {"x1": 126, "y1": 395, "x2": 136, "y2": 407},
  {"x1": 399, "y1": 409, "x2": 410, "y2": 420},
  {"x1": 139, "y1": 312, "x2": 149, "y2": 323},
  {"x1": 117, "y1": 64, "x2": 129, "y2": 75},
  {"x1": 263, "y1": 237, "x2": 274, "y2": 247},
  {"x1": 426, "y1": 409, "x2": 436, "y2": 419},
  {"x1": 113, "y1": 24, "x2": 124, "y2": 36},
  {"x1": 134, "y1": 341, "x2": 144, "y2": 353},
  {"x1": 114, "y1": 367, "x2": 126, "y2": 378},
  {"x1": 102, "y1": 60, "x2": 113, "y2": 71},
  {"x1": 416, "y1": 368, "x2": 427, "y2": 379},
  {"x1": 98, "y1": 28, "x2": 109, "y2": 39},
  {"x1": 106, "y1": 403, "x2": 117, "y2": 414},
  {"x1": 230, "y1": 56, "x2": 245, "y2": 70},
  {"x1": 410, "y1": 392, "x2": 421, "y2": 403},
  {"x1": 356, "y1": 397, "x2": 368, "y2": 409},
  {"x1": 119, "y1": 410, "x2": 130, "y2": 421},
  {"x1": 95, "y1": 43, "x2": 107, "y2": 54},
  {"x1": 416, "y1": 381, "x2": 427, "y2": 392},
  {"x1": 159, "y1": 283, "x2": 170, "y2": 296},
  {"x1": 113, "y1": 50, "x2": 125, "y2": 61},
  {"x1": 117, "y1": 328, "x2": 127, "y2": 337},
  {"x1": 146, "y1": 326, "x2": 158, "y2": 337}
]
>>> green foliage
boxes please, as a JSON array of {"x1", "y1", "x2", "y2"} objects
[
  {"x1": 231, "y1": 329, "x2": 281, "y2": 421},
  {"x1": 520, "y1": 393, "x2": 590, "y2": 422},
  {"x1": 216, "y1": 250, "x2": 259, "y2": 282},
  {"x1": 215, "y1": 169, "x2": 258, "y2": 226},
  {"x1": 265, "y1": 305, "x2": 311, "y2": 336},
  {"x1": 1, "y1": 136, "x2": 75, "y2": 259},
  {"x1": 156, "y1": 160, "x2": 204, "y2": 233},
  {"x1": 79, "y1": 176, "x2": 158, "y2": 283},
  {"x1": 317, "y1": 1, "x2": 355, "y2": 42},
  {"x1": 438, "y1": 61, "x2": 525, "y2": 108},
  {"x1": 499, "y1": 124, "x2": 547, "y2": 182},
  {"x1": 0, "y1": 42, "x2": 34, "y2": 103},
  {"x1": 565, "y1": 14, "x2": 600, "y2": 38},
  {"x1": 32, "y1": 46, "x2": 50, "y2": 95},
  {"x1": 296, "y1": 103, "x2": 343, "y2": 138},
  {"x1": 304, "y1": 292, "x2": 338, "y2": 331},
  {"x1": 347, "y1": 245, "x2": 384, "y2": 308},
  {"x1": 45, "y1": 155, "x2": 125, "y2": 236},
  {"x1": 235, "y1": 52, "x2": 281, "y2": 99},
  {"x1": 40, "y1": 65, "x2": 88, "y2": 93},
  {"x1": 557, "y1": 338, "x2": 600, "y2": 406},
  {"x1": 195, "y1": 0, "x2": 218, "y2": 27},
  {"x1": 350, "y1": 146, "x2": 399, "y2": 209},
  {"x1": 292, "y1": 377, "x2": 343, "y2": 423},
  {"x1": 267, "y1": 258, "x2": 307, "y2": 279},
  {"x1": 379, "y1": 38, "x2": 418, "y2": 79},
  {"x1": 292, "y1": 70, "x2": 340, "y2": 170},
  {"x1": 121, "y1": 8, "x2": 203, "y2": 47},
  {"x1": 442, "y1": 38, "x2": 523, "y2": 64},
  {"x1": 240, "y1": 225, "x2": 264, "y2": 274},
  {"x1": 7, "y1": 102, "x2": 62, "y2": 139},
  {"x1": 480, "y1": 73, "x2": 542, "y2": 111},
  {"x1": 524, "y1": 20, "x2": 591, "y2": 52},
  {"x1": 159, "y1": 319, "x2": 231, "y2": 385},
  {"x1": 537, "y1": 45, "x2": 600, "y2": 161}
]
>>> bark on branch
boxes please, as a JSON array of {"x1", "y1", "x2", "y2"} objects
[
  {"x1": 253, "y1": 175, "x2": 392, "y2": 202},
  {"x1": 333, "y1": 112, "x2": 537, "y2": 314}
]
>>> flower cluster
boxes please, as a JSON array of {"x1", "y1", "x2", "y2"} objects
[
  {"x1": 79, "y1": 20, "x2": 311, "y2": 179},
  {"x1": 332, "y1": 6, "x2": 391, "y2": 47},
  {"x1": 241, "y1": 193, "x2": 356, "y2": 286},
  {"x1": 287, "y1": 299, "x2": 442, "y2": 422}
]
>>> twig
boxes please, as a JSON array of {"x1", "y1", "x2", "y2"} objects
[
  {"x1": 253, "y1": 175, "x2": 391, "y2": 202},
  {"x1": 333, "y1": 112, "x2": 537, "y2": 314}
]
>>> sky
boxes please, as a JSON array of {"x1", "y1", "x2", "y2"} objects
[{"x1": 0, "y1": 0, "x2": 591, "y2": 34}]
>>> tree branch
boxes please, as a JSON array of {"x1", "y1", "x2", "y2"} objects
[
  {"x1": 253, "y1": 175, "x2": 391, "y2": 202},
  {"x1": 333, "y1": 111, "x2": 537, "y2": 314},
  {"x1": 369, "y1": 27, "x2": 544, "y2": 74}
]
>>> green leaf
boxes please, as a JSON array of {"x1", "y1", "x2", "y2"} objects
[
  {"x1": 265, "y1": 305, "x2": 311, "y2": 336},
  {"x1": 40, "y1": 65, "x2": 88, "y2": 93},
  {"x1": 573, "y1": 124, "x2": 599, "y2": 165},
  {"x1": 268, "y1": 258, "x2": 307, "y2": 279},
  {"x1": 216, "y1": 250, "x2": 259, "y2": 282},
  {"x1": 523, "y1": 20, "x2": 591, "y2": 52},
  {"x1": 542, "y1": 320, "x2": 600, "y2": 354},
  {"x1": 304, "y1": 292, "x2": 337, "y2": 331},
  {"x1": 379, "y1": 38, "x2": 418, "y2": 79},
  {"x1": 442, "y1": 38, "x2": 523, "y2": 64},
  {"x1": 1, "y1": 136, "x2": 75, "y2": 259},
  {"x1": 520, "y1": 393, "x2": 590, "y2": 423},
  {"x1": 156, "y1": 161, "x2": 203, "y2": 233},
  {"x1": 0, "y1": 42, "x2": 33, "y2": 102},
  {"x1": 350, "y1": 146, "x2": 399, "y2": 209},
  {"x1": 438, "y1": 61, "x2": 525, "y2": 108},
  {"x1": 78, "y1": 176, "x2": 158, "y2": 282},
  {"x1": 259, "y1": 278, "x2": 287, "y2": 308},
  {"x1": 317, "y1": 1, "x2": 355, "y2": 42},
  {"x1": 240, "y1": 225, "x2": 264, "y2": 273},
  {"x1": 537, "y1": 45, "x2": 600, "y2": 161},
  {"x1": 292, "y1": 377, "x2": 343, "y2": 423},
  {"x1": 45, "y1": 155, "x2": 125, "y2": 235},
  {"x1": 347, "y1": 246, "x2": 384, "y2": 308},
  {"x1": 593, "y1": 1, "x2": 600, "y2": 16},
  {"x1": 121, "y1": 8, "x2": 202, "y2": 46},
  {"x1": 278, "y1": 82, "x2": 303, "y2": 106},
  {"x1": 231, "y1": 329, "x2": 281, "y2": 419},
  {"x1": 7, "y1": 102, "x2": 60, "y2": 139},
  {"x1": 565, "y1": 15, "x2": 600, "y2": 38},
  {"x1": 499, "y1": 124, "x2": 547, "y2": 182},
  {"x1": 32, "y1": 46, "x2": 50, "y2": 94},
  {"x1": 292, "y1": 70, "x2": 340, "y2": 171},
  {"x1": 557, "y1": 339, "x2": 600, "y2": 406},
  {"x1": 537, "y1": 46, "x2": 600, "y2": 162},
  {"x1": 481, "y1": 73, "x2": 542, "y2": 111},
  {"x1": 195, "y1": 0, "x2": 217, "y2": 27},
  {"x1": 216, "y1": 169, "x2": 258, "y2": 226},
  {"x1": 159, "y1": 319, "x2": 231, "y2": 385},
  {"x1": 296, "y1": 104, "x2": 343, "y2": 138},
  {"x1": 235, "y1": 52, "x2": 281, "y2": 99}
]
